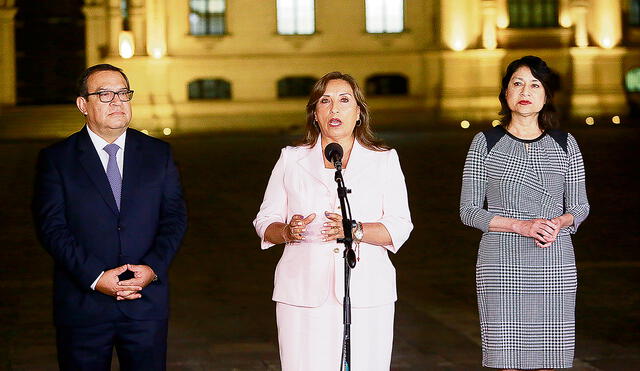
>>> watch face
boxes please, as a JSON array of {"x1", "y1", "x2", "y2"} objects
[{"x1": 355, "y1": 227, "x2": 364, "y2": 240}]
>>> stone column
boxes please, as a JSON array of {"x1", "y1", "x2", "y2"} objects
[
  {"x1": 441, "y1": 0, "x2": 479, "y2": 51},
  {"x1": 570, "y1": 48, "x2": 627, "y2": 117},
  {"x1": 588, "y1": 0, "x2": 622, "y2": 48},
  {"x1": 108, "y1": 0, "x2": 122, "y2": 56},
  {"x1": 481, "y1": 0, "x2": 497, "y2": 49},
  {"x1": 83, "y1": 2, "x2": 108, "y2": 67},
  {"x1": 0, "y1": 3, "x2": 17, "y2": 105},
  {"x1": 147, "y1": 58, "x2": 175, "y2": 128},
  {"x1": 570, "y1": 0, "x2": 588, "y2": 47},
  {"x1": 146, "y1": 0, "x2": 166, "y2": 58},
  {"x1": 129, "y1": 0, "x2": 146, "y2": 55}
]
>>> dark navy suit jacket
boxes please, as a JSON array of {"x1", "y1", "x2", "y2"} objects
[{"x1": 33, "y1": 127, "x2": 187, "y2": 327}]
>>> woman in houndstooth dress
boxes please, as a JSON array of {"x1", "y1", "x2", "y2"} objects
[{"x1": 460, "y1": 56, "x2": 589, "y2": 370}]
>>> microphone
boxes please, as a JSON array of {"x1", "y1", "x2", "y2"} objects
[{"x1": 324, "y1": 143, "x2": 343, "y2": 169}]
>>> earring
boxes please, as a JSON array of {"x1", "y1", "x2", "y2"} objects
[
  {"x1": 313, "y1": 119, "x2": 319, "y2": 128},
  {"x1": 356, "y1": 119, "x2": 361, "y2": 127}
]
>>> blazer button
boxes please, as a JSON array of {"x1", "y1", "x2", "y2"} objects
[
  {"x1": 117, "y1": 226, "x2": 122, "y2": 231},
  {"x1": 333, "y1": 248, "x2": 339, "y2": 253}
]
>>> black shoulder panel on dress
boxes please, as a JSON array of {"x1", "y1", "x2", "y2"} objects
[
  {"x1": 546, "y1": 129, "x2": 568, "y2": 153},
  {"x1": 482, "y1": 126, "x2": 506, "y2": 153}
]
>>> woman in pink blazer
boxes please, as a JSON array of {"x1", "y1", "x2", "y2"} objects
[{"x1": 253, "y1": 71, "x2": 413, "y2": 371}]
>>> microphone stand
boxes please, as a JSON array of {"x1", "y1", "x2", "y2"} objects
[{"x1": 333, "y1": 160, "x2": 357, "y2": 371}]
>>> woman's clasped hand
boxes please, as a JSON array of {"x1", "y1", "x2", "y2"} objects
[
  {"x1": 513, "y1": 218, "x2": 560, "y2": 248},
  {"x1": 282, "y1": 212, "x2": 346, "y2": 242}
]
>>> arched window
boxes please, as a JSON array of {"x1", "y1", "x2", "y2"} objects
[
  {"x1": 365, "y1": 0, "x2": 404, "y2": 33},
  {"x1": 366, "y1": 74, "x2": 408, "y2": 96},
  {"x1": 277, "y1": 77, "x2": 316, "y2": 98},
  {"x1": 631, "y1": 0, "x2": 640, "y2": 26},
  {"x1": 508, "y1": 0, "x2": 558, "y2": 28},
  {"x1": 277, "y1": 0, "x2": 315, "y2": 35},
  {"x1": 188, "y1": 79, "x2": 231, "y2": 99},
  {"x1": 189, "y1": 0, "x2": 226, "y2": 35},
  {"x1": 626, "y1": 68, "x2": 640, "y2": 93}
]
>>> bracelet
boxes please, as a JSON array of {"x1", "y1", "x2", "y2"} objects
[
  {"x1": 352, "y1": 221, "x2": 364, "y2": 243},
  {"x1": 352, "y1": 221, "x2": 363, "y2": 262}
]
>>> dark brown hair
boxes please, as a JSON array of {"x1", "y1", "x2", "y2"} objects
[
  {"x1": 77, "y1": 64, "x2": 130, "y2": 97},
  {"x1": 297, "y1": 71, "x2": 389, "y2": 151},
  {"x1": 499, "y1": 56, "x2": 560, "y2": 130}
]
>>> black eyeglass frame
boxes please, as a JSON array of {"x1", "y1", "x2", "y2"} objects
[{"x1": 85, "y1": 90, "x2": 135, "y2": 103}]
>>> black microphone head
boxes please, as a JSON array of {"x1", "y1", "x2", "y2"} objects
[{"x1": 324, "y1": 143, "x2": 343, "y2": 163}]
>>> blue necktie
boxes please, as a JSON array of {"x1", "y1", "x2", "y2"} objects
[{"x1": 103, "y1": 143, "x2": 122, "y2": 210}]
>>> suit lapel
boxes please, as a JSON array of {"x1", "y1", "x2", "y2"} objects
[
  {"x1": 297, "y1": 140, "x2": 333, "y2": 193},
  {"x1": 297, "y1": 138, "x2": 376, "y2": 192},
  {"x1": 342, "y1": 139, "x2": 375, "y2": 182},
  {"x1": 120, "y1": 129, "x2": 142, "y2": 214},
  {"x1": 76, "y1": 127, "x2": 119, "y2": 215}
]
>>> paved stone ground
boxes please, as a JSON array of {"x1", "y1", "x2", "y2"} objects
[{"x1": 0, "y1": 124, "x2": 638, "y2": 370}]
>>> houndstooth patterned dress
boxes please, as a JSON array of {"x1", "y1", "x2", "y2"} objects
[{"x1": 460, "y1": 126, "x2": 590, "y2": 369}]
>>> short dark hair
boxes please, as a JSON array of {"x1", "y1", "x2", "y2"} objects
[
  {"x1": 77, "y1": 64, "x2": 130, "y2": 97},
  {"x1": 297, "y1": 71, "x2": 389, "y2": 151},
  {"x1": 498, "y1": 56, "x2": 560, "y2": 130}
]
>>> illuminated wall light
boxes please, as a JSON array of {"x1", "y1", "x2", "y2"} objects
[
  {"x1": 141, "y1": 129, "x2": 149, "y2": 135},
  {"x1": 452, "y1": 39, "x2": 466, "y2": 51},
  {"x1": 163, "y1": 128, "x2": 172, "y2": 136},
  {"x1": 118, "y1": 31, "x2": 135, "y2": 59},
  {"x1": 559, "y1": 15, "x2": 572, "y2": 28},
  {"x1": 585, "y1": 117, "x2": 595, "y2": 126},
  {"x1": 599, "y1": 36, "x2": 614, "y2": 49},
  {"x1": 461, "y1": 120, "x2": 470, "y2": 129},
  {"x1": 151, "y1": 47, "x2": 163, "y2": 59},
  {"x1": 559, "y1": 12, "x2": 572, "y2": 28},
  {"x1": 612, "y1": 116, "x2": 621, "y2": 124},
  {"x1": 496, "y1": 15, "x2": 509, "y2": 29},
  {"x1": 491, "y1": 120, "x2": 501, "y2": 127}
]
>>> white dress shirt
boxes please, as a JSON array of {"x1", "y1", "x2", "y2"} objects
[
  {"x1": 86, "y1": 125, "x2": 127, "y2": 290},
  {"x1": 86, "y1": 125, "x2": 126, "y2": 175}
]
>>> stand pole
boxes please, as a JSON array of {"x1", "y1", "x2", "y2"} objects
[{"x1": 334, "y1": 169, "x2": 356, "y2": 371}]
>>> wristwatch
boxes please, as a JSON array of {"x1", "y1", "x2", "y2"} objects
[{"x1": 353, "y1": 221, "x2": 364, "y2": 242}]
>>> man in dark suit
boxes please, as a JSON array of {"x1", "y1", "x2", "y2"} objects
[{"x1": 32, "y1": 64, "x2": 187, "y2": 370}]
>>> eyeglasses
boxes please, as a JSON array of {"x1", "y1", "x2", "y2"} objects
[{"x1": 86, "y1": 90, "x2": 134, "y2": 103}]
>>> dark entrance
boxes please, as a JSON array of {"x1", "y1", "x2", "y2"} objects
[{"x1": 15, "y1": 0, "x2": 85, "y2": 105}]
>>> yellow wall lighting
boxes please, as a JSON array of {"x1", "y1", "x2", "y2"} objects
[
  {"x1": 442, "y1": 0, "x2": 471, "y2": 51},
  {"x1": 461, "y1": 120, "x2": 471, "y2": 129},
  {"x1": 612, "y1": 116, "x2": 621, "y2": 124},
  {"x1": 585, "y1": 117, "x2": 595, "y2": 125},
  {"x1": 592, "y1": 0, "x2": 621, "y2": 49},
  {"x1": 496, "y1": 0, "x2": 509, "y2": 28},
  {"x1": 163, "y1": 128, "x2": 172, "y2": 136},
  {"x1": 151, "y1": 47, "x2": 164, "y2": 59},
  {"x1": 119, "y1": 31, "x2": 135, "y2": 59}
]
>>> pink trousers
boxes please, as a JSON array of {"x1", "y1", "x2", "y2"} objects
[{"x1": 276, "y1": 296, "x2": 394, "y2": 371}]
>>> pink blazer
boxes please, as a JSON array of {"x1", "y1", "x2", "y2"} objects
[{"x1": 253, "y1": 139, "x2": 413, "y2": 308}]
